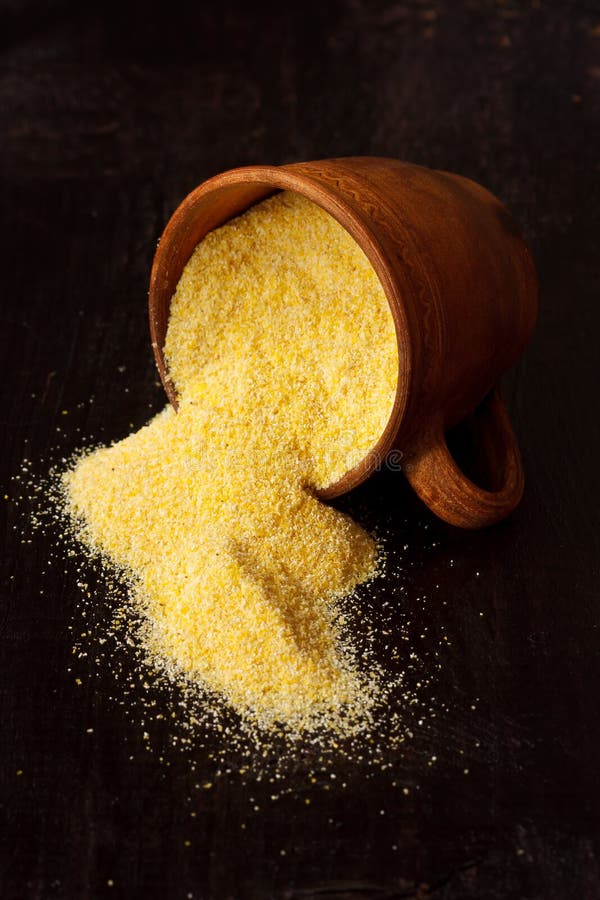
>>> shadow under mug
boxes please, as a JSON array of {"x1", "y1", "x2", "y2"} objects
[{"x1": 149, "y1": 157, "x2": 538, "y2": 528}]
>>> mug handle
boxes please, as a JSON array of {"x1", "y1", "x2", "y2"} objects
[{"x1": 403, "y1": 388, "x2": 524, "y2": 528}]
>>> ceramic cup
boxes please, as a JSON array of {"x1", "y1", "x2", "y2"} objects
[{"x1": 149, "y1": 157, "x2": 538, "y2": 528}]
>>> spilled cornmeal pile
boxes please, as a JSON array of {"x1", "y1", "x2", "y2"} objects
[{"x1": 65, "y1": 192, "x2": 398, "y2": 735}]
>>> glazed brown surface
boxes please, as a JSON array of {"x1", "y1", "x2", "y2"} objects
[{"x1": 150, "y1": 158, "x2": 536, "y2": 526}]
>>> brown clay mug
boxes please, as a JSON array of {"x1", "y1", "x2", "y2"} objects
[{"x1": 149, "y1": 157, "x2": 538, "y2": 528}]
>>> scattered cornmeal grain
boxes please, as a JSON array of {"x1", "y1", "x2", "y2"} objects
[{"x1": 64, "y1": 191, "x2": 398, "y2": 735}]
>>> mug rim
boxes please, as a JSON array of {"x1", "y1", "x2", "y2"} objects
[{"x1": 149, "y1": 162, "x2": 412, "y2": 498}]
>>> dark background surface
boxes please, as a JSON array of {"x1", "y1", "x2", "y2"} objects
[{"x1": 2, "y1": 1, "x2": 600, "y2": 898}]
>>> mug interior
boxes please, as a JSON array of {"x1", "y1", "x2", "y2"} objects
[{"x1": 149, "y1": 165, "x2": 410, "y2": 497}]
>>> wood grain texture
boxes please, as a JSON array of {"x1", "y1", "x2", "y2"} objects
[{"x1": 1, "y1": 1, "x2": 599, "y2": 899}]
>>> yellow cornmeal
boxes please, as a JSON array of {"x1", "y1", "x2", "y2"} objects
[{"x1": 65, "y1": 191, "x2": 398, "y2": 734}]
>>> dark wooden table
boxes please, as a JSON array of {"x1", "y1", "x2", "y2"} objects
[{"x1": 2, "y1": 2, "x2": 599, "y2": 897}]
